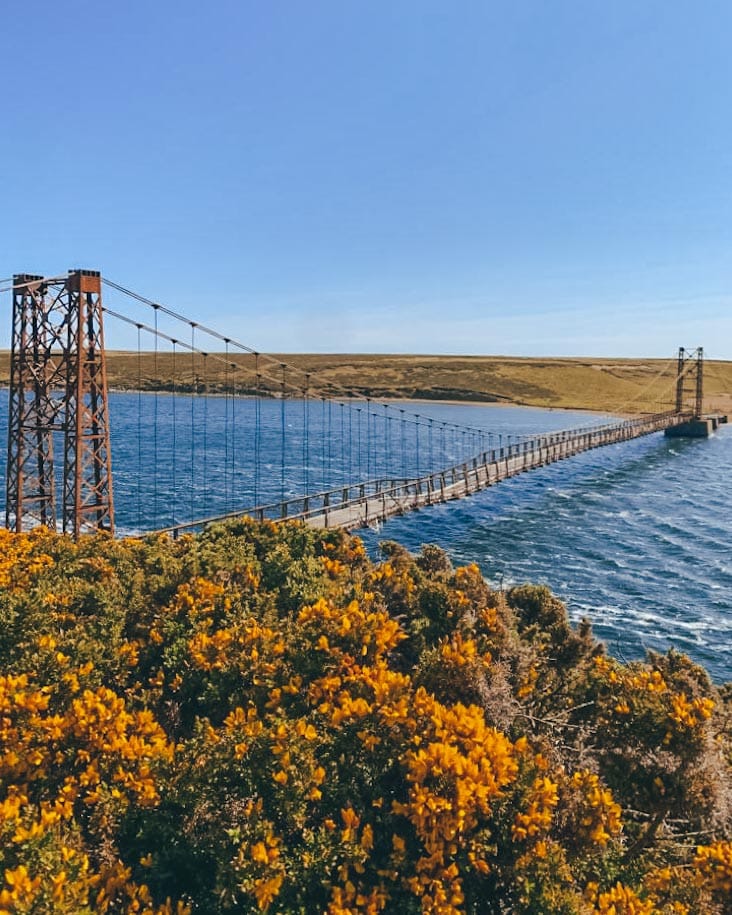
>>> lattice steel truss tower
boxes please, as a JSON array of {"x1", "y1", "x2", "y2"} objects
[
  {"x1": 6, "y1": 270, "x2": 114, "y2": 536},
  {"x1": 674, "y1": 347, "x2": 704, "y2": 418}
]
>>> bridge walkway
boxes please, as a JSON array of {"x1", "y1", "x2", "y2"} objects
[{"x1": 160, "y1": 410, "x2": 692, "y2": 537}]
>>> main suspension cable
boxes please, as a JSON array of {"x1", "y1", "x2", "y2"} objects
[
  {"x1": 136, "y1": 324, "x2": 143, "y2": 531},
  {"x1": 280, "y1": 364, "x2": 287, "y2": 503},
  {"x1": 171, "y1": 339, "x2": 178, "y2": 527},
  {"x1": 153, "y1": 307, "x2": 159, "y2": 525},
  {"x1": 191, "y1": 324, "x2": 197, "y2": 523},
  {"x1": 102, "y1": 277, "x2": 496, "y2": 440}
]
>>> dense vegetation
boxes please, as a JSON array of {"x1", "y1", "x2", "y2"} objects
[{"x1": 0, "y1": 521, "x2": 730, "y2": 914}]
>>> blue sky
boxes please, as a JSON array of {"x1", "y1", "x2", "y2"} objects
[{"x1": 2, "y1": 0, "x2": 731, "y2": 357}]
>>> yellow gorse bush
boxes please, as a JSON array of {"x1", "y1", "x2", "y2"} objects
[
  {"x1": 568, "y1": 771, "x2": 622, "y2": 847},
  {"x1": 592, "y1": 882, "x2": 655, "y2": 914},
  {"x1": 693, "y1": 841, "x2": 732, "y2": 895},
  {"x1": 0, "y1": 521, "x2": 729, "y2": 913},
  {"x1": 0, "y1": 529, "x2": 55, "y2": 592}
]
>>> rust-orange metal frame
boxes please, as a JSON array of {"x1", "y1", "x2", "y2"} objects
[
  {"x1": 674, "y1": 346, "x2": 704, "y2": 417},
  {"x1": 5, "y1": 270, "x2": 114, "y2": 536}
]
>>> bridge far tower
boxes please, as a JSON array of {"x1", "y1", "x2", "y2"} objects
[
  {"x1": 667, "y1": 345, "x2": 726, "y2": 437},
  {"x1": 674, "y1": 346, "x2": 704, "y2": 417}
]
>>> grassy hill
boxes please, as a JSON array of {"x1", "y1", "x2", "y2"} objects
[{"x1": 2, "y1": 351, "x2": 731, "y2": 414}]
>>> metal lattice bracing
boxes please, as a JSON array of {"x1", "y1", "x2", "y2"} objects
[
  {"x1": 6, "y1": 275, "x2": 65, "y2": 530},
  {"x1": 674, "y1": 347, "x2": 704, "y2": 417},
  {"x1": 695, "y1": 347, "x2": 704, "y2": 418},
  {"x1": 62, "y1": 270, "x2": 115, "y2": 536},
  {"x1": 5, "y1": 270, "x2": 114, "y2": 536}
]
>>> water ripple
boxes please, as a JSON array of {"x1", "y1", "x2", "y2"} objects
[
  {"x1": 363, "y1": 420, "x2": 732, "y2": 683},
  {"x1": 1, "y1": 393, "x2": 729, "y2": 682}
]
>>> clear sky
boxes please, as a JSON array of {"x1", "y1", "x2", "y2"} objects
[{"x1": 2, "y1": 0, "x2": 731, "y2": 357}]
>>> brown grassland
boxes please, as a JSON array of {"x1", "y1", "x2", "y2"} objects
[{"x1": 1, "y1": 352, "x2": 730, "y2": 414}]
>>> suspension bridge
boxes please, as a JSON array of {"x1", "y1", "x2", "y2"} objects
[{"x1": 0, "y1": 269, "x2": 723, "y2": 539}]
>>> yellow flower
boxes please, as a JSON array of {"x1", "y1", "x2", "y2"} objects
[
  {"x1": 253, "y1": 875, "x2": 283, "y2": 909},
  {"x1": 360, "y1": 823, "x2": 374, "y2": 851}
]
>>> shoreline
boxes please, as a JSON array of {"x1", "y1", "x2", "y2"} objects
[
  {"x1": 3, "y1": 351, "x2": 730, "y2": 416},
  {"x1": 103, "y1": 385, "x2": 614, "y2": 415},
  {"x1": 0, "y1": 383, "x2": 628, "y2": 416}
]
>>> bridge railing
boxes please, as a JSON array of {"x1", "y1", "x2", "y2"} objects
[{"x1": 155, "y1": 409, "x2": 689, "y2": 538}]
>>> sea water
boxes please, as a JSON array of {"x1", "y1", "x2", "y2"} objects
[{"x1": 1, "y1": 393, "x2": 729, "y2": 682}]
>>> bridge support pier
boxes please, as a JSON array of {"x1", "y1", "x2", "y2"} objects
[
  {"x1": 664, "y1": 418, "x2": 714, "y2": 438},
  {"x1": 663, "y1": 346, "x2": 727, "y2": 437},
  {"x1": 665, "y1": 414, "x2": 727, "y2": 438}
]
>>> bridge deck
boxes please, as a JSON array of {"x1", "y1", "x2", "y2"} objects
[
  {"x1": 159, "y1": 410, "x2": 692, "y2": 537},
  {"x1": 307, "y1": 411, "x2": 690, "y2": 530}
]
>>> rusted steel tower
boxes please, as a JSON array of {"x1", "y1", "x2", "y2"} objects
[
  {"x1": 5, "y1": 270, "x2": 114, "y2": 536},
  {"x1": 674, "y1": 346, "x2": 704, "y2": 417}
]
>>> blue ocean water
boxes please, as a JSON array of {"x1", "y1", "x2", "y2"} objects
[
  {"x1": 1, "y1": 393, "x2": 730, "y2": 682},
  {"x1": 361, "y1": 414, "x2": 732, "y2": 684}
]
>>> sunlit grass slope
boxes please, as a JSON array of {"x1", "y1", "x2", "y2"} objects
[{"x1": 3, "y1": 352, "x2": 730, "y2": 413}]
